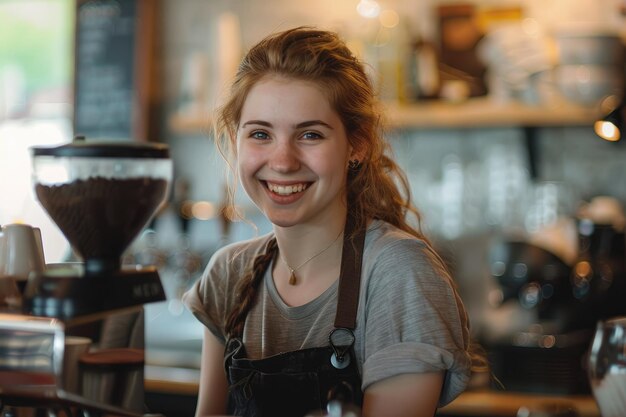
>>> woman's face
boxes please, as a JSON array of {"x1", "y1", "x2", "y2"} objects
[{"x1": 236, "y1": 76, "x2": 353, "y2": 229}]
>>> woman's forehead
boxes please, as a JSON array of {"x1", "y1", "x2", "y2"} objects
[{"x1": 240, "y1": 77, "x2": 340, "y2": 126}]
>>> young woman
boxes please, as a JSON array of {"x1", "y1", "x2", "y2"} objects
[{"x1": 183, "y1": 27, "x2": 473, "y2": 417}]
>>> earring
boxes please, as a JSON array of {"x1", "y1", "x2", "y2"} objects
[{"x1": 348, "y1": 159, "x2": 361, "y2": 171}]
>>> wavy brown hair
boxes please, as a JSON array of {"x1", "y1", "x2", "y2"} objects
[{"x1": 216, "y1": 27, "x2": 429, "y2": 338}]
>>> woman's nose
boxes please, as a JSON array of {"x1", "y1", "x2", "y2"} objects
[{"x1": 268, "y1": 141, "x2": 301, "y2": 173}]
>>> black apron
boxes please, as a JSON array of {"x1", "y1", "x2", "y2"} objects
[{"x1": 224, "y1": 216, "x2": 366, "y2": 417}]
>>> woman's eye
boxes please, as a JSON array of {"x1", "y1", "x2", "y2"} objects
[
  {"x1": 250, "y1": 130, "x2": 270, "y2": 140},
  {"x1": 302, "y1": 131, "x2": 322, "y2": 140}
]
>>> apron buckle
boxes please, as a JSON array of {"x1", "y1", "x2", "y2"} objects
[{"x1": 328, "y1": 328, "x2": 355, "y2": 369}]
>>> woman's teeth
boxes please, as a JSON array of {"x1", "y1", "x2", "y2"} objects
[{"x1": 267, "y1": 182, "x2": 307, "y2": 195}]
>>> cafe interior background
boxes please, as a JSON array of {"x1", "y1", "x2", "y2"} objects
[{"x1": 1, "y1": 0, "x2": 626, "y2": 413}]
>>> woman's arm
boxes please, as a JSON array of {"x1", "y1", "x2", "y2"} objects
[
  {"x1": 362, "y1": 371, "x2": 444, "y2": 417},
  {"x1": 195, "y1": 328, "x2": 230, "y2": 417}
]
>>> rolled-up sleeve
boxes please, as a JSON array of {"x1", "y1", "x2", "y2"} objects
[{"x1": 360, "y1": 237, "x2": 472, "y2": 406}]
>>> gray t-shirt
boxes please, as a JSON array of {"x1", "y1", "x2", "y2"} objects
[{"x1": 183, "y1": 220, "x2": 472, "y2": 406}]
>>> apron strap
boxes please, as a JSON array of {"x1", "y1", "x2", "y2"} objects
[{"x1": 334, "y1": 214, "x2": 366, "y2": 330}]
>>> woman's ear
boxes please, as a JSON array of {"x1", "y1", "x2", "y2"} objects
[
  {"x1": 348, "y1": 142, "x2": 367, "y2": 165},
  {"x1": 347, "y1": 146, "x2": 366, "y2": 172}
]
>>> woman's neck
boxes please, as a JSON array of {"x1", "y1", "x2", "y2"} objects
[{"x1": 272, "y1": 219, "x2": 346, "y2": 306}]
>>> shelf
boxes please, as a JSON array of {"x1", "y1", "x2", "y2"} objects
[
  {"x1": 168, "y1": 98, "x2": 602, "y2": 134},
  {"x1": 383, "y1": 98, "x2": 601, "y2": 130}
]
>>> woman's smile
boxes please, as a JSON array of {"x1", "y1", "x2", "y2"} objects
[
  {"x1": 265, "y1": 181, "x2": 309, "y2": 196},
  {"x1": 262, "y1": 180, "x2": 312, "y2": 205}
]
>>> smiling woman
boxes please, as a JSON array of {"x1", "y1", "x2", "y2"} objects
[
  {"x1": 183, "y1": 26, "x2": 477, "y2": 417},
  {"x1": 0, "y1": 0, "x2": 73, "y2": 262}
]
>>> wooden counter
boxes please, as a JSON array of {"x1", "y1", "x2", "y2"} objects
[
  {"x1": 146, "y1": 365, "x2": 200, "y2": 396},
  {"x1": 145, "y1": 365, "x2": 600, "y2": 417},
  {"x1": 438, "y1": 390, "x2": 599, "y2": 417}
]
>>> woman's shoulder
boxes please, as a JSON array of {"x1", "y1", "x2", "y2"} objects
[
  {"x1": 365, "y1": 219, "x2": 428, "y2": 255},
  {"x1": 209, "y1": 232, "x2": 275, "y2": 273},
  {"x1": 363, "y1": 220, "x2": 451, "y2": 284}
]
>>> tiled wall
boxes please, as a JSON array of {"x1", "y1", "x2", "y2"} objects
[
  {"x1": 391, "y1": 125, "x2": 626, "y2": 240},
  {"x1": 160, "y1": 124, "x2": 626, "y2": 254}
]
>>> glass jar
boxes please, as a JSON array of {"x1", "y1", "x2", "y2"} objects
[
  {"x1": 588, "y1": 316, "x2": 626, "y2": 417},
  {"x1": 31, "y1": 140, "x2": 172, "y2": 276}
]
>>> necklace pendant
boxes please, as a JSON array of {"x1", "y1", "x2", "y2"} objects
[{"x1": 289, "y1": 271, "x2": 297, "y2": 285}]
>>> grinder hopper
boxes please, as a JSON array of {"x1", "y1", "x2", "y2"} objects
[{"x1": 23, "y1": 139, "x2": 173, "y2": 319}]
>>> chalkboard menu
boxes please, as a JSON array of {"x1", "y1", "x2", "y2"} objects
[{"x1": 73, "y1": 0, "x2": 155, "y2": 141}]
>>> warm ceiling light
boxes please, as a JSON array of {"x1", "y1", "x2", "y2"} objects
[
  {"x1": 594, "y1": 102, "x2": 624, "y2": 142},
  {"x1": 595, "y1": 120, "x2": 620, "y2": 142},
  {"x1": 191, "y1": 201, "x2": 215, "y2": 220},
  {"x1": 356, "y1": 0, "x2": 380, "y2": 18}
]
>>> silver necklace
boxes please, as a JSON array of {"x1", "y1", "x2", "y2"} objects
[{"x1": 280, "y1": 229, "x2": 343, "y2": 285}]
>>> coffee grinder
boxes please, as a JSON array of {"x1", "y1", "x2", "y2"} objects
[{"x1": 0, "y1": 139, "x2": 172, "y2": 417}]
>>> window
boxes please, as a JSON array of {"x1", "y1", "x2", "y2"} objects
[{"x1": 0, "y1": 0, "x2": 74, "y2": 262}]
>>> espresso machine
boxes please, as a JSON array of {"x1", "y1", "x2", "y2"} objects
[
  {"x1": 0, "y1": 139, "x2": 172, "y2": 417},
  {"x1": 485, "y1": 198, "x2": 626, "y2": 395}
]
